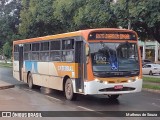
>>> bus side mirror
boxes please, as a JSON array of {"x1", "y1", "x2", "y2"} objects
[
  {"x1": 86, "y1": 46, "x2": 89, "y2": 56},
  {"x1": 86, "y1": 46, "x2": 90, "y2": 64}
]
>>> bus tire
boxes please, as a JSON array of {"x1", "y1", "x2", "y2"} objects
[
  {"x1": 108, "y1": 95, "x2": 119, "y2": 99},
  {"x1": 28, "y1": 73, "x2": 36, "y2": 89},
  {"x1": 65, "y1": 78, "x2": 77, "y2": 101}
]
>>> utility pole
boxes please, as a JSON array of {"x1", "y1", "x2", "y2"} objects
[
  {"x1": 126, "y1": 0, "x2": 131, "y2": 29},
  {"x1": 128, "y1": 19, "x2": 131, "y2": 29}
]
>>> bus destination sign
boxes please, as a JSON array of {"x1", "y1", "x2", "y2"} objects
[{"x1": 88, "y1": 32, "x2": 136, "y2": 40}]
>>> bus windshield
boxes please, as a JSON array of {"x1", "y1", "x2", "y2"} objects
[{"x1": 90, "y1": 42, "x2": 139, "y2": 77}]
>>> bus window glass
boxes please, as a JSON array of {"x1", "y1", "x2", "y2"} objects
[
  {"x1": 90, "y1": 42, "x2": 139, "y2": 77},
  {"x1": 14, "y1": 53, "x2": 19, "y2": 60},
  {"x1": 24, "y1": 44, "x2": 31, "y2": 52},
  {"x1": 14, "y1": 45, "x2": 19, "y2": 52},
  {"x1": 40, "y1": 52, "x2": 50, "y2": 61},
  {"x1": 62, "y1": 39, "x2": 74, "y2": 50},
  {"x1": 50, "y1": 51, "x2": 61, "y2": 61},
  {"x1": 62, "y1": 51, "x2": 74, "y2": 62},
  {"x1": 41, "y1": 42, "x2": 49, "y2": 51},
  {"x1": 32, "y1": 52, "x2": 39, "y2": 60},
  {"x1": 32, "y1": 43, "x2": 39, "y2": 51},
  {"x1": 50, "y1": 41, "x2": 60, "y2": 50},
  {"x1": 14, "y1": 45, "x2": 19, "y2": 60},
  {"x1": 24, "y1": 53, "x2": 31, "y2": 60}
]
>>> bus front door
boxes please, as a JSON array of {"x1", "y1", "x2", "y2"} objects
[
  {"x1": 75, "y1": 41, "x2": 85, "y2": 93},
  {"x1": 19, "y1": 45, "x2": 24, "y2": 81}
]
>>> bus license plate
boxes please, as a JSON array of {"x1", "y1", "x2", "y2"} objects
[{"x1": 114, "y1": 85, "x2": 123, "y2": 89}]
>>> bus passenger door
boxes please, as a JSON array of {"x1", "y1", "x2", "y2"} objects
[
  {"x1": 19, "y1": 44, "x2": 24, "y2": 81},
  {"x1": 75, "y1": 40, "x2": 85, "y2": 93}
]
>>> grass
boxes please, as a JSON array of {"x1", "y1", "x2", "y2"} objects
[
  {"x1": 143, "y1": 76, "x2": 160, "y2": 91},
  {"x1": 0, "y1": 62, "x2": 12, "y2": 68},
  {"x1": 143, "y1": 84, "x2": 160, "y2": 90},
  {"x1": 143, "y1": 77, "x2": 160, "y2": 83}
]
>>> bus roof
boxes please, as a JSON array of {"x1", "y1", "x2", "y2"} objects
[{"x1": 13, "y1": 28, "x2": 136, "y2": 44}]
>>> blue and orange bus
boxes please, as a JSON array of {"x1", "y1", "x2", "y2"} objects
[{"x1": 13, "y1": 28, "x2": 142, "y2": 100}]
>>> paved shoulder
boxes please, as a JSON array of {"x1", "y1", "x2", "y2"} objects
[{"x1": 0, "y1": 80, "x2": 14, "y2": 90}]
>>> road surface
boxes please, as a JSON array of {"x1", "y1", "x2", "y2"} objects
[{"x1": 0, "y1": 67, "x2": 159, "y2": 120}]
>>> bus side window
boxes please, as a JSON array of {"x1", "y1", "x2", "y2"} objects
[
  {"x1": 62, "y1": 39, "x2": 74, "y2": 62},
  {"x1": 50, "y1": 40, "x2": 61, "y2": 61},
  {"x1": 62, "y1": 39, "x2": 74, "y2": 50},
  {"x1": 40, "y1": 52, "x2": 49, "y2": 61},
  {"x1": 50, "y1": 51, "x2": 61, "y2": 61},
  {"x1": 13, "y1": 45, "x2": 19, "y2": 60}
]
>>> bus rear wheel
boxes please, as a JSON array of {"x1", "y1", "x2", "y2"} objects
[
  {"x1": 28, "y1": 73, "x2": 37, "y2": 89},
  {"x1": 108, "y1": 95, "x2": 119, "y2": 99},
  {"x1": 65, "y1": 78, "x2": 77, "y2": 101}
]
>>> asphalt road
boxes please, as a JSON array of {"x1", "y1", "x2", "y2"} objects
[{"x1": 0, "y1": 67, "x2": 159, "y2": 120}]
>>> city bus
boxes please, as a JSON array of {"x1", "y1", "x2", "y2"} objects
[{"x1": 13, "y1": 28, "x2": 143, "y2": 100}]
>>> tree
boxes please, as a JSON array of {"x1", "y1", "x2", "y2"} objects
[
  {"x1": 3, "y1": 42, "x2": 12, "y2": 59},
  {"x1": 53, "y1": 0, "x2": 86, "y2": 31},
  {"x1": 114, "y1": 0, "x2": 160, "y2": 43},
  {"x1": 53, "y1": 0, "x2": 117, "y2": 31},
  {"x1": 0, "y1": 0, "x2": 21, "y2": 47},
  {"x1": 74, "y1": 0, "x2": 117, "y2": 29},
  {"x1": 19, "y1": 0, "x2": 117, "y2": 37},
  {"x1": 19, "y1": 0, "x2": 62, "y2": 38}
]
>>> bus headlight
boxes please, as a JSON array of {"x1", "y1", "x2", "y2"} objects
[
  {"x1": 128, "y1": 79, "x2": 133, "y2": 83},
  {"x1": 135, "y1": 77, "x2": 139, "y2": 80},
  {"x1": 104, "y1": 81, "x2": 108, "y2": 84},
  {"x1": 95, "y1": 78, "x2": 100, "y2": 82}
]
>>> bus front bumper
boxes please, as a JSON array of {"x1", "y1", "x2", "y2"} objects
[{"x1": 84, "y1": 79, "x2": 143, "y2": 95}]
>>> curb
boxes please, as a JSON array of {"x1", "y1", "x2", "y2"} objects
[
  {"x1": 0, "y1": 85, "x2": 15, "y2": 90},
  {"x1": 142, "y1": 88, "x2": 160, "y2": 94}
]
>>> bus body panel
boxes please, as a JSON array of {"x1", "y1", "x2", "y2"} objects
[
  {"x1": 32, "y1": 74, "x2": 63, "y2": 91},
  {"x1": 23, "y1": 61, "x2": 79, "y2": 78},
  {"x1": 13, "y1": 61, "x2": 20, "y2": 81},
  {"x1": 84, "y1": 79, "x2": 142, "y2": 95},
  {"x1": 21, "y1": 61, "x2": 79, "y2": 91}
]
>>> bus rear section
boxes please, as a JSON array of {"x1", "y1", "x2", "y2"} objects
[
  {"x1": 83, "y1": 29, "x2": 143, "y2": 99},
  {"x1": 13, "y1": 34, "x2": 86, "y2": 101}
]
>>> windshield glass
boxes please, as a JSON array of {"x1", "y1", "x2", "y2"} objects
[{"x1": 90, "y1": 42, "x2": 139, "y2": 77}]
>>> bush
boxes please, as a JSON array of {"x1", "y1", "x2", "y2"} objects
[{"x1": 3, "y1": 42, "x2": 12, "y2": 59}]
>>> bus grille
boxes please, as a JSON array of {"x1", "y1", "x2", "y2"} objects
[{"x1": 99, "y1": 87, "x2": 135, "y2": 92}]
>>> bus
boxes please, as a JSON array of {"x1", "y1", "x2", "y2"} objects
[{"x1": 13, "y1": 28, "x2": 143, "y2": 100}]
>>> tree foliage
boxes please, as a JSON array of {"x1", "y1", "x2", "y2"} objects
[
  {"x1": 19, "y1": 0, "x2": 62, "y2": 38},
  {"x1": 74, "y1": 0, "x2": 117, "y2": 29},
  {"x1": 19, "y1": 0, "x2": 117, "y2": 37},
  {"x1": 114, "y1": 0, "x2": 160, "y2": 42},
  {"x1": 19, "y1": 0, "x2": 160, "y2": 43},
  {"x1": 53, "y1": 0, "x2": 86, "y2": 31},
  {"x1": 0, "y1": 0, "x2": 160, "y2": 58},
  {"x1": 53, "y1": 0, "x2": 117, "y2": 31},
  {"x1": 3, "y1": 42, "x2": 12, "y2": 58},
  {"x1": 0, "y1": 0, "x2": 21, "y2": 47}
]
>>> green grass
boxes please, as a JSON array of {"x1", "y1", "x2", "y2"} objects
[
  {"x1": 143, "y1": 77, "x2": 160, "y2": 83},
  {"x1": 0, "y1": 63, "x2": 12, "y2": 68},
  {"x1": 143, "y1": 84, "x2": 160, "y2": 90}
]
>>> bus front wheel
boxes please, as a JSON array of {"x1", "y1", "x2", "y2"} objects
[
  {"x1": 108, "y1": 95, "x2": 119, "y2": 99},
  {"x1": 65, "y1": 78, "x2": 77, "y2": 101}
]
